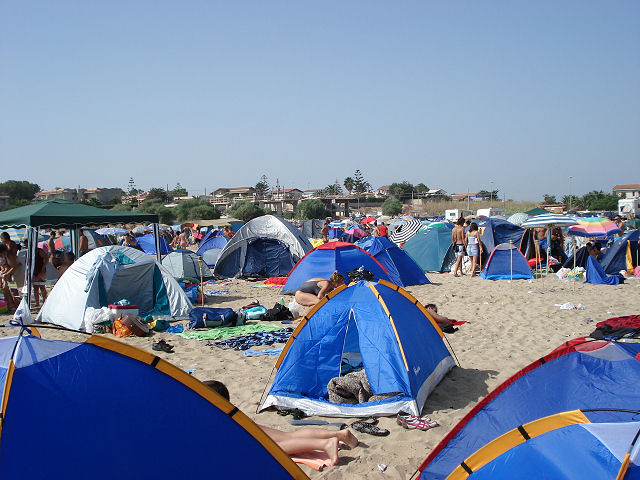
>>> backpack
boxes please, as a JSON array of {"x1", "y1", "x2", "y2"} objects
[{"x1": 262, "y1": 303, "x2": 293, "y2": 322}]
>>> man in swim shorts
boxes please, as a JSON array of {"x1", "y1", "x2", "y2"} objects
[{"x1": 451, "y1": 217, "x2": 467, "y2": 277}]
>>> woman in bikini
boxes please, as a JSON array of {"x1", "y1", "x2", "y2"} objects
[
  {"x1": 294, "y1": 271, "x2": 345, "y2": 307},
  {"x1": 465, "y1": 222, "x2": 482, "y2": 276}
]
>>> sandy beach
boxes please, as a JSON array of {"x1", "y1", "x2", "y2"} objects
[{"x1": 1, "y1": 273, "x2": 638, "y2": 479}]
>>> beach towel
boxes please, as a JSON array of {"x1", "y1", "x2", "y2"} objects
[
  {"x1": 265, "y1": 277, "x2": 288, "y2": 285},
  {"x1": 213, "y1": 327, "x2": 293, "y2": 350},
  {"x1": 290, "y1": 451, "x2": 333, "y2": 471},
  {"x1": 179, "y1": 324, "x2": 283, "y2": 341},
  {"x1": 584, "y1": 256, "x2": 622, "y2": 285}
]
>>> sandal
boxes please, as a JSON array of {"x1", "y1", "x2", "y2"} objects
[
  {"x1": 276, "y1": 408, "x2": 307, "y2": 420},
  {"x1": 351, "y1": 418, "x2": 389, "y2": 436},
  {"x1": 396, "y1": 414, "x2": 439, "y2": 430},
  {"x1": 152, "y1": 339, "x2": 174, "y2": 353}
]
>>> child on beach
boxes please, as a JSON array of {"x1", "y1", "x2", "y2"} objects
[{"x1": 203, "y1": 380, "x2": 358, "y2": 466}]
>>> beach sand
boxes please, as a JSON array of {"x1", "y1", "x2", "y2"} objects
[{"x1": 1, "y1": 273, "x2": 638, "y2": 479}]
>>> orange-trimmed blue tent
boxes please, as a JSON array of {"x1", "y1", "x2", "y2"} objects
[
  {"x1": 445, "y1": 410, "x2": 640, "y2": 479},
  {"x1": 281, "y1": 242, "x2": 390, "y2": 294},
  {"x1": 0, "y1": 330, "x2": 307, "y2": 479},
  {"x1": 417, "y1": 339, "x2": 640, "y2": 479},
  {"x1": 262, "y1": 280, "x2": 454, "y2": 417}
]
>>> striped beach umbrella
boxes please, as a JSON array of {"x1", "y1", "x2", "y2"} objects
[
  {"x1": 96, "y1": 227, "x2": 128, "y2": 236},
  {"x1": 390, "y1": 219, "x2": 423, "y2": 244},
  {"x1": 567, "y1": 217, "x2": 621, "y2": 237},
  {"x1": 521, "y1": 213, "x2": 579, "y2": 229}
]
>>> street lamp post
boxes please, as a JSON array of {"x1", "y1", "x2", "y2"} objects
[
  {"x1": 568, "y1": 176, "x2": 573, "y2": 211},
  {"x1": 490, "y1": 181, "x2": 494, "y2": 208}
]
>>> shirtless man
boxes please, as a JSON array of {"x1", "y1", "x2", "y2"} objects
[
  {"x1": 451, "y1": 217, "x2": 467, "y2": 277},
  {"x1": 0, "y1": 232, "x2": 22, "y2": 301}
]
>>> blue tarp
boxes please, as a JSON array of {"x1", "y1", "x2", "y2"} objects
[
  {"x1": 600, "y1": 229, "x2": 639, "y2": 274},
  {"x1": 356, "y1": 236, "x2": 430, "y2": 287},
  {"x1": 281, "y1": 242, "x2": 390, "y2": 294},
  {"x1": 418, "y1": 341, "x2": 640, "y2": 480},
  {"x1": 584, "y1": 256, "x2": 621, "y2": 285}
]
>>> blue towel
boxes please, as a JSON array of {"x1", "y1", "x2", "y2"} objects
[{"x1": 585, "y1": 256, "x2": 621, "y2": 285}]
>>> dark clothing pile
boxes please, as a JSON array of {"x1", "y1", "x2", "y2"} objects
[
  {"x1": 327, "y1": 370, "x2": 401, "y2": 405},
  {"x1": 590, "y1": 315, "x2": 640, "y2": 340},
  {"x1": 211, "y1": 327, "x2": 294, "y2": 350}
]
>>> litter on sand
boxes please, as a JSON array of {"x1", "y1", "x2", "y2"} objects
[{"x1": 555, "y1": 302, "x2": 586, "y2": 310}]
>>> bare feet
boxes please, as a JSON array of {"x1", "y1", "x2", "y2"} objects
[
  {"x1": 337, "y1": 429, "x2": 359, "y2": 449},
  {"x1": 324, "y1": 437, "x2": 340, "y2": 466}
]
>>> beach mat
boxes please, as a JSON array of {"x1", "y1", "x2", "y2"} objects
[{"x1": 178, "y1": 323, "x2": 283, "y2": 341}]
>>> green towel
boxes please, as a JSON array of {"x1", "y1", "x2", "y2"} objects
[{"x1": 178, "y1": 323, "x2": 283, "y2": 341}]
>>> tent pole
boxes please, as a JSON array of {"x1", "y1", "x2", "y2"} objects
[
  {"x1": 70, "y1": 226, "x2": 80, "y2": 259},
  {"x1": 573, "y1": 236, "x2": 576, "y2": 292},
  {"x1": 24, "y1": 226, "x2": 37, "y2": 310},
  {"x1": 510, "y1": 239, "x2": 513, "y2": 284},
  {"x1": 198, "y1": 256, "x2": 204, "y2": 307},
  {"x1": 153, "y1": 223, "x2": 162, "y2": 263}
]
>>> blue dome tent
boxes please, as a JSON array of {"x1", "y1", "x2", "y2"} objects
[
  {"x1": 0, "y1": 332, "x2": 306, "y2": 479},
  {"x1": 401, "y1": 223, "x2": 455, "y2": 272},
  {"x1": 356, "y1": 236, "x2": 430, "y2": 287},
  {"x1": 136, "y1": 233, "x2": 173, "y2": 255},
  {"x1": 261, "y1": 280, "x2": 455, "y2": 417},
  {"x1": 480, "y1": 243, "x2": 533, "y2": 280},
  {"x1": 196, "y1": 230, "x2": 228, "y2": 267},
  {"x1": 281, "y1": 242, "x2": 390, "y2": 294},
  {"x1": 446, "y1": 411, "x2": 640, "y2": 479},
  {"x1": 417, "y1": 339, "x2": 640, "y2": 480}
]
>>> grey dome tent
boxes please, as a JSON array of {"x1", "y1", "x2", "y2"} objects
[
  {"x1": 213, "y1": 215, "x2": 312, "y2": 278},
  {"x1": 162, "y1": 250, "x2": 213, "y2": 279}
]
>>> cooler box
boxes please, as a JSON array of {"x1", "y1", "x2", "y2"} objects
[{"x1": 108, "y1": 304, "x2": 139, "y2": 317}]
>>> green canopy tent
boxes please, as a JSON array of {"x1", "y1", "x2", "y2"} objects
[
  {"x1": 0, "y1": 199, "x2": 160, "y2": 310},
  {"x1": 525, "y1": 207, "x2": 549, "y2": 216}
]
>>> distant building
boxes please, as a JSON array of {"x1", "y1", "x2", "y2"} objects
[
  {"x1": 425, "y1": 188, "x2": 447, "y2": 197},
  {"x1": 302, "y1": 189, "x2": 321, "y2": 199},
  {"x1": 613, "y1": 184, "x2": 640, "y2": 199},
  {"x1": 212, "y1": 187, "x2": 255, "y2": 198},
  {"x1": 377, "y1": 186, "x2": 390, "y2": 196},
  {"x1": 451, "y1": 192, "x2": 482, "y2": 201},
  {"x1": 36, "y1": 188, "x2": 121, "y2": 204},
  {"x1": 0, "y1": 195, "x2": 9, "y2": 209},
  {"x1": 272, "y1": 188, "x2": 303, "y2": 201}
]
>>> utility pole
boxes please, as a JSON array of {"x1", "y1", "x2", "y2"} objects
[
  {"x1": 568, "y1": 176, "x2": 573, "y2": 211},
  {"x1": 490, "y1": 181, "x2": 494, "y2": 208}
]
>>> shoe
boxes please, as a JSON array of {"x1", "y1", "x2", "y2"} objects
[
  {"x1": 397, "y1": 414, "x2": 438, "y2": 430},
  {"x1": 152, "y1": 339, "x2": 174, "y2": 353}
]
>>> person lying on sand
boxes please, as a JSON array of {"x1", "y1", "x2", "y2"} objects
[
  {"x1": 294, "y1": 271, "x2": 345, "y2": 307},
  {"x1": 203, "y1": 380, "x2": 358, "y2": 466}
]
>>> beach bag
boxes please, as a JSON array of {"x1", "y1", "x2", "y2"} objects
[
  {"x1": 263, "y1": 303, "x2": 293, "y2": 322},
  {"x1": 189, "y1": 307, "x2": 237, "y2": 329},
  {"x1": 120, "y1": 314, "x2": 149, "y2": 337},
  {"x1": 243, "y1": 306, "x2": 268, "y2": 320},
  {"x1": 113, "y1": 318, "x2": 132, "y2": 338}
]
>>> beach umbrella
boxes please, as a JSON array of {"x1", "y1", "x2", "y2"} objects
[
  {"x1": 344, "y1": 226, "x2": 367, "y2": 239},
  {"x1": 360, "y1": 217, "x2": 377, "y2": 224},
  {"x1": 520, "y1": 213, "x2": 579, "y2": 229},
  {"x1": 567, "y1": 217, "x2": 621, "y2": 238},
  {"x1": 95, "y1": 227, "x2": 128, "y2": 236},
  {"x1": 507, "y1": 212, "x2": 529, "y2": 226},
  {"x1": 521, "y1": 214, "x2": 579, "y2": 280},
  {"x1": 132, "y1": 225, "x2": 151, "y2": 235},
  {"x1": 390, "y1": 219, "x2": 423, "y2": 245}
]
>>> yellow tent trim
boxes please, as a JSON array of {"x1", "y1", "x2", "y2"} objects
[
  {"x1": 274, "y1": 283, "x2": 347, "y2": 369},
  {"x1": 377, "y1": 279, "x2": 445, "y2": 338},
  {"x1": 367, "y1": 282, "x2": 409, "y2": 371},
  {"x1": 626, "y1": 241, "x2": 633, "y2": 274},
  {"x1": 0, "y1": 360, "x2": 16, "y2": 437},
  {"x1": 86, "y1": 335, "x2": 308, "y2": 479},
  {"x1": 446, "y1": 410, "x2": 590, "y2": 480}
]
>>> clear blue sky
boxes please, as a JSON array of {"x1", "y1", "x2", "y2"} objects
[{"x1": 1, "y1": 1, "x2": 638, "y2": 200}]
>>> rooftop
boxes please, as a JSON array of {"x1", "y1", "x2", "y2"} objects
[{"x1": 613, "y1": 184, "x2": 640, "y2": 190}]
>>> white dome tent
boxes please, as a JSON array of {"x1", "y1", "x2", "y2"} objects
[{"x1": 38, "y1": 246, "x2": 192, "y2": 330}]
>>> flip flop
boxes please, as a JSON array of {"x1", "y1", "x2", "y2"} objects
[{"x1": 351, "y1": 419, "x2": 389, "y2": 436}]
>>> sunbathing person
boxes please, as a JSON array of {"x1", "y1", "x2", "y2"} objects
[
  {"x1": 425, "y1": 304, "x2": 458, "y2": 333},
  {"x1": 294, "y1": 271, "x2": 345, "y2": 307},
  {"x1": 203, "y1": 380, "x2": 358, "y2": 466}
]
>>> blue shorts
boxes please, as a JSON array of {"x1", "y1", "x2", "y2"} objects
[{"x1": 467, "y1": 244, "x2": 479, "y2": 257}]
